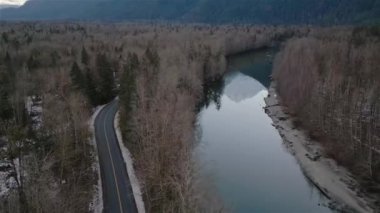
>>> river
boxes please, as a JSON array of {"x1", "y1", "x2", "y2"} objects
[{"x1": 196, "y1": 49, "x2": 333, "y2": 212}]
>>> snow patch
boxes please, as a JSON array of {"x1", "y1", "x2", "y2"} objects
[
  {"x1": 0, "y1": 161, "x2": 16, "y2": 198},
  {"x1": 0, "y1": 136, "x2": 18, "y2": 199},
  {"x1": 26, "y1": 96, "x2": 43, "y2": 130}
]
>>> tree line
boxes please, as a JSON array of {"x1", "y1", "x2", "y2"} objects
[
  {"x1": 70, "y1": 47, "x2": 116, "y2": 106},
  {"x1": 273, "y1": 26, "x2": 380, "y2": 203}
]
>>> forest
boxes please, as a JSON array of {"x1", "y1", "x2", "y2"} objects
[
  {"x1": 0, "y1": 20, "x2": 379, "y2": 212},
  {"x1": 273, "y1": 26, "x2": 380, "y2": 205},
  {"x1": 0, "y1": 22, "x2": 118, "y2": 212},
  {"x1": 0, "y1": 22, "x2": 298, "y2": 212}
]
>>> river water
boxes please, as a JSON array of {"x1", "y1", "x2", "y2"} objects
[{"x1": 196, "y1": 49, "x2": 332, "y2": 212}]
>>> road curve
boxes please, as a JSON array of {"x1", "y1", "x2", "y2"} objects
[{"x1": 95, "y1": 100, "x2": 137, "y2": 213}]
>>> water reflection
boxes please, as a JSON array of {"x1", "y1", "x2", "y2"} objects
[
  {"x1": 199, "y1": 76, "x2": 225, "y2": 110},
  {"x1": 197, "y1": 49, "x2": 332, "y2": 213},
  {"x1": 227, "y1": 50, "x2": 274, "y2": 88},
  {"x1": 224, "y1": 72, "x2": 266, "y2": 103}
]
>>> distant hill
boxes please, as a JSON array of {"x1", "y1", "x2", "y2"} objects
[
  {"x1": 0, "y1": 3, "x2": 21, "y2": 9},
  {"x1": 0, "y1": 5, "x2": 16, "y2": 9},
  {"x1": 1, "y1": 0, "x2": 380, "y2": 24}
]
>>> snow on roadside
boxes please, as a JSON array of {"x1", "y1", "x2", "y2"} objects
[
  {"x1": 0, "y1": 137, "x2": 17, "y2": 199},
  {"x1": 264, "y1": 83, "x2": 375, "y2": 213},
  {"x1": 0, "y1": 161, "x2": 17, "y2": 198},
  {"x1": 26, "y1": 96, "x2": 43, "y2": 130},
  {"x1": 88, "y1": 105, "x2": 105, "y2": 213},
  {"x1": 0, "y1": 96, "x2": 42, "y2": 200},
  {"x1": 114, "y1": 111, "x2": 146, "y2": 213}
]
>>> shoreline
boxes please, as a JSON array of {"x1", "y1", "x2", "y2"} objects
[{"x1": 264, "y1": 82, "x2": 375, "y2": 213}]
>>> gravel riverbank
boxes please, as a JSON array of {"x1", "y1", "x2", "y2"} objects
[{"x1": 264, "y1": 83, "x2": 375, "y2": 213}]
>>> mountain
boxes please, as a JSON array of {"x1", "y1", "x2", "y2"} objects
[
  {"x1": 0, "y1": 4, "x2": 18, "y2": 9},
  {"x1": 194, "y1": 0, "x2": 380, "y2": 24},
  {"x1": 0, "y1": 0, "x2": 25, "y2": 9},
  {"x1": 1, "y1": 0, "x2": 380, "y2": 24},
  {"x1": 0, "y1": 0, "x2": 200, "y2": 20},
  {"x1": 1, "y1": 0, "x2": 103, "y2": 20}
]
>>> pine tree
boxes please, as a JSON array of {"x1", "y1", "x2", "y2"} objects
[
  {"x1": 70, "y1": 62, "x2": 84, "y2": 90},
  {"x1": 144, "y1": 44, "x2": 160, "y2": 69},
  {"x1": 4, "y1": 51, "x2": 11, "y2": 64},
  {"x1": 96, "y1": 54, "x2": 115, "y2": 104},
  {"x1": 84, "y1": 69, "x2": 98, "y2": 106},
  {"x1": 50, "y1": 51, "x2": 60, "y2": 66},
  {"x1": 1, "y1": 32, "x2": 8, "y2": 43},
  {"x1": 120, "y1": 53, "x2": 139, "y2": 136},
  {"x1": 27, "y1": 54, "x2": 39, "y2": 71},
  {"x1": 0, "y1": 70, "x2": 12, "y2": 120},
  {"x1": 81, "y1": 47, "x2": 90, "y2": 66},
  {"x1": 0, "y1": 52, "x2": 13, "y2": 120},
  {"x1": 120, "y1": 53, "x2": 139, "y2": 111},
  {"x1": 4, "y1": 51, "x2": 14, "y2": 81}
]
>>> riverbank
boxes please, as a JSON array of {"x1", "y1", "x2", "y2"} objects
[{"x1": 264, "y1": 82, "x2": 376, "y2": 213}]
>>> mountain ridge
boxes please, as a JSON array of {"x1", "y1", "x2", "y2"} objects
[{"x1": 1, "y1": 0, "x2": 380, "y2": 24}]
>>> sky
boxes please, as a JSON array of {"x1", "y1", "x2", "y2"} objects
[{"x1": 0, "y1": 0, "x2": 28, "y2": 6}]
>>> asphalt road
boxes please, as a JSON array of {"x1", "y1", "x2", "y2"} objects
[{"x1": 95, "y1": 100, "x2": 137, "y2": 213}]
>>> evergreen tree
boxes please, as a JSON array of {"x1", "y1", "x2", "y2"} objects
[
  {"x1": 144, "y1": 45, "x2": 160, "y2": 69},
  {"x1": 96, "y1": 54, "x2": 115, "y2": 104},
  {"x1": 81, "y1": 47, "x2": 90, "y2": 66},
  {"x1": 1, "y1": 32, "x2": 8, "y2": 43},
  {"x1": 120, "y1": 53, "x2": 139, "y2": 111},
  {"x1": 84, "y1": 69, "x2": 98, "y2": 106},
  {"x1": 27, "y1": 54, "x2": 39, "y2": 71},
  {"x1": 4, "y1": 51, "x2": 14, "y2": 81},
  {"x1": 0, "y1": 70, "x2": 12, "y2": 120},
  {"x1": 69, "y1": 62, "x2": 84, "y2": 90},
  {"x1": 4, "y1": 51, "x2": 11, "y2": 64},
  {"x1": 0, "y1": 52, "x2": 13, "y2": 120},
  {"x1": 120, "y1": 53, "x2": 139, "y2": 136},
  {"x1": 50, "y1": 51, "x2": 60, "y2": 66}
]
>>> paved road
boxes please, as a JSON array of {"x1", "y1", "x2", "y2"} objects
[{"x1": 95, "y1": 100, "x2": 137, "y2": 213}]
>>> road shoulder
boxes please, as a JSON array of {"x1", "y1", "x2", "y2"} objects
[
  {"x1": 89, "y1": 105, "x2": 106, "y2": 213},
  {"x1": 114, "y1": 110, "x2": 146, "y2": 213}
]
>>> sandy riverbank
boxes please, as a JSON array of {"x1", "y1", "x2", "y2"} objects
[{"x1": 264, "y1": 83, "x2": 376, "y2": 213}]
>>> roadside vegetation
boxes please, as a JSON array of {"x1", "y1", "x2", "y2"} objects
[
  {"x1": 273, "y1": 26, "x2": 380, "y2": 204},
  {"x1": 0, "y1": 23, "x2": 117, "y2": 212},
  {"x1": 0, "y1": 23, "x2": 105, "y2": 213}
]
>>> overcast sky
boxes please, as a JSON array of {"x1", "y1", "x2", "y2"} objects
[{"x1": 0, "y1": 0, "x2": 28, "y2": 5}]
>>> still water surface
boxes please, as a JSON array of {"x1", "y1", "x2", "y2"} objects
[{"x1": 197, "y1": 49, "x2": 332, "y2": 213}]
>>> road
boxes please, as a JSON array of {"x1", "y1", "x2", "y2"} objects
[{"x1": 95, "y1": 100, "x2": 137, "y2": 213}]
